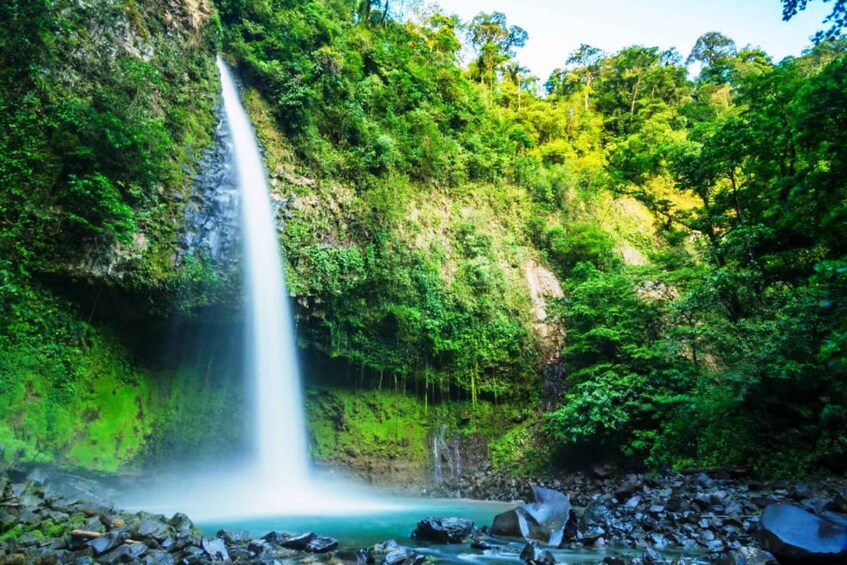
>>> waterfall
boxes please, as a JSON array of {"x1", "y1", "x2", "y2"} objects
[
  {"x1": 218, "y1": 57, "x2": 310, "y2": 485},
  {"x1": 119, "y1": 59, "x2": 399, "y2": 520}
]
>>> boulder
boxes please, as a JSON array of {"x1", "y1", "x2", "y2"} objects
[
  {"x1": 180, "y1": 544, "x2": 206, "y2": 562},
  {"x1": 305, "y1": 535, "x2": 338, "y2": 553},
  {"x1": 491, "y1": 486, "x2": 572, "y2": 545},
  {"x1": 136, "y1": 518, "x2": 170, "y2": 541},
  {"x1": 262, "y1": 531, "x2": 286, "y2": 545},
  {"x1": 247, "y1": 539, "x2": 273, "y2": 558},
  {"x1": 201, "y1": 537, "x2": 229, "y2": 561},
  {"x1": 580, "y1": 502, "x2": 614, "y2": 530},
  {"x1": 519, "y1": 541, "x2": 555, "y2": 564},
  {"x1": 279, "y1": 532, "x2": 315, "y2": 550},
  {"x1": 383, "y1": 548, "x2": 426, "y2": 565},
  {"x1": 216, "y1": 529, "x2": 251, "y2": 545},
  {"x1": 99, "y1": 542, "x2": 148, "y2": 564},
  {"x1": 168, "y1": 513, "x2": 194, "y2": 534},
  {"x1": 759, "y1": 503, "x2": 847, "y2": 564},
  {"x1": 412, "y1": 517, "x2": 474, "y2": 543},
  {"x1": 821, "y1": 511, "x2": 847, "y2": 529},
  {"x1": 384, "y1": 549, "x2": 410, "y2": 565},
  {"x1": 614, "y1": 478, "x2": 642, "y2": 502},
  {"x1": 86, "y1": 530, "x2": 128, "y2": 556},
  {"x1": 141, "y1": 549, "x2": 175, "y2": 564},
  {"x1": 643, "y1": 546, "x2": 665, "y2": 564}
]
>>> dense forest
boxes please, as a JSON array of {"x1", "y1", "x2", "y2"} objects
[{"x1": 0, "y1": 0, "x2": 845, "y2": 479}]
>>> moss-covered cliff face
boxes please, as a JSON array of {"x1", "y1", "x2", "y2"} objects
[
  {"x1": 0, "y1": 0, "x2": 235, "y2": 471},
  {"x1": 307, "y1": 387, "x2": 533, "y2": 485}
]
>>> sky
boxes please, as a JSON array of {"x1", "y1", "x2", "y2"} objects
[{"x1": 421, "y1": 0, "x2": 832, "y2": 80}]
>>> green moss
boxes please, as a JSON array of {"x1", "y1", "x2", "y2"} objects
[
  {"x1": 306, "y1": 386, "x2": 528, "y2": 477},
  {"x1": 0, "y1": 524, "x2": 24, "y2": 542},
  {"x1": 489, "y1": 421, "x2": 551, "y2": 476},
  {"x1": 307, "y1": 388, "x2": 431, "y2": 463},
  {"x1": 39, "y1": 519, "x2": 71, "y2": 539},
  {"x1": 0, "y1": 271, "x2": 241, "y2": 472},
  {"x1": 65, "y1": 364, "x2": 152, "y2": 472},
  {"x1": 141, "y1": 366, "x2": 244, "y2": 464}
]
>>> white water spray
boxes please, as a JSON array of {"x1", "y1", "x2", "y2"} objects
[{"x1": 218, "y1": 57, "x2": 310, "y2": 485}]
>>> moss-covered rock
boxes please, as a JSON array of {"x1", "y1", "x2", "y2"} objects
[{"x1": 306, "y1": 386, "x2": 530, "y2": 484}]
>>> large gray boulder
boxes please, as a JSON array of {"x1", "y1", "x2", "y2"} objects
[
  {"x1": 759, "y1": 503, "x2": 847, "y2": 564},
  {"x1": 491, "y1": 486, "x2": 572, "y2": 545}
]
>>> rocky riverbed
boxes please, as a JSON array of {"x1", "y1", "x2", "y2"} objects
[
  {"x1": 1, "y1": 463, "x2": 845, "y2": 564},
  {"x1": 424, "y1": 465, "x2": 847, "y2": 563}
]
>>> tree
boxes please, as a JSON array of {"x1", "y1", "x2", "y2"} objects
[
  {"x1": 503, "y1": 61, "x2": 532, "y2": 109},
  {"x1": 687, "y1": 32, "x2": 737, "y2": 83},
  {"x1": 546, "y1": 44, "x2": 604, "y2": 109},
  {"x1": 356, "y1": 0, "x2": 391, "y2": 25},
  {"x1": 594, "y1": 46, "x2": 688, "y2": 136},
  {"x1": 467, "y1": 11, "x2": 528, "y2": 96},
  {"x1": 781, "y1": 0, "x2": 847, "y2": 40}
]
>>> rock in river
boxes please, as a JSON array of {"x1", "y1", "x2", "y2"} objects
[
  {"x1": 491, "y1": 485, "x2": 572, "y2": 545},
  {"x1": 278, "y1": 531, "x2": 339, "y2": 553},
  {"x1": 412, "y1": 517, "x2": 475, "y2": 543},
  {"x1": 759, "y1": 503, "x2": 847, "y2": 564}
]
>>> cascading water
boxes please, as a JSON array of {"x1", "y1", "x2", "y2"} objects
[
  {"x1": 119, "y1": 57, "x2": 400, "y2": 521},
  {"x1": 217, "y1": 57, "x2": 310, "y2": 486}
]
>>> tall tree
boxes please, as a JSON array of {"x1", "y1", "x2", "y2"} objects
[
  {"x1": 687, "y1": 31, "x2": 737, "y2": 83},
  {"x1": 467, "y1": 11, "x2": 527, "y2": 96}
]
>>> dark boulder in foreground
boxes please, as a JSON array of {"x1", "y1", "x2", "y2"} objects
[
  {"x1": 519, "y1": 541, "x2": 556, "y2": 564},
  {"x1": 278, "y1": 531, "x2": 339, "y2": 553},
  {"x1": 411, "y1": 517, "x2": 475, "y2": 543},
  {"x1": 86, "y1": 529, "x2": 129, "y2": 555},
  {"x1": 279, "y1": 532, "x2": 315, "y2": 550},
  {"x1": 759, "y1": 503, "x2": 847, "y2": 564},
  {"x1": 491, "y1": 485, "x2": 572, "y2": 545},
  {"x1": 307, "y1": 534, "x2": 340, "y2": 553}
]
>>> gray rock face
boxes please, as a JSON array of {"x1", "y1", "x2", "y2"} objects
[
  {"x1": 491, "y1": 486, "x2": 572, "y2": 545},
  {"x1": 759, "y1": 503, "x2": 847, "y2": 564},
  {"x1": 179, "y1": 105, "x2": 240, "y2": 270},
  {"x1": 412, "y1": 517, "x2": 475, "y2": 543}
]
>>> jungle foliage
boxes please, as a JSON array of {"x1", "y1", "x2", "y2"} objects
[
  {"x1": 0, "y1": 0, "x2": 845, "y2": 476},
  {"x1": 216, "y1": 0, "x2": 847, "y2": 475}
]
